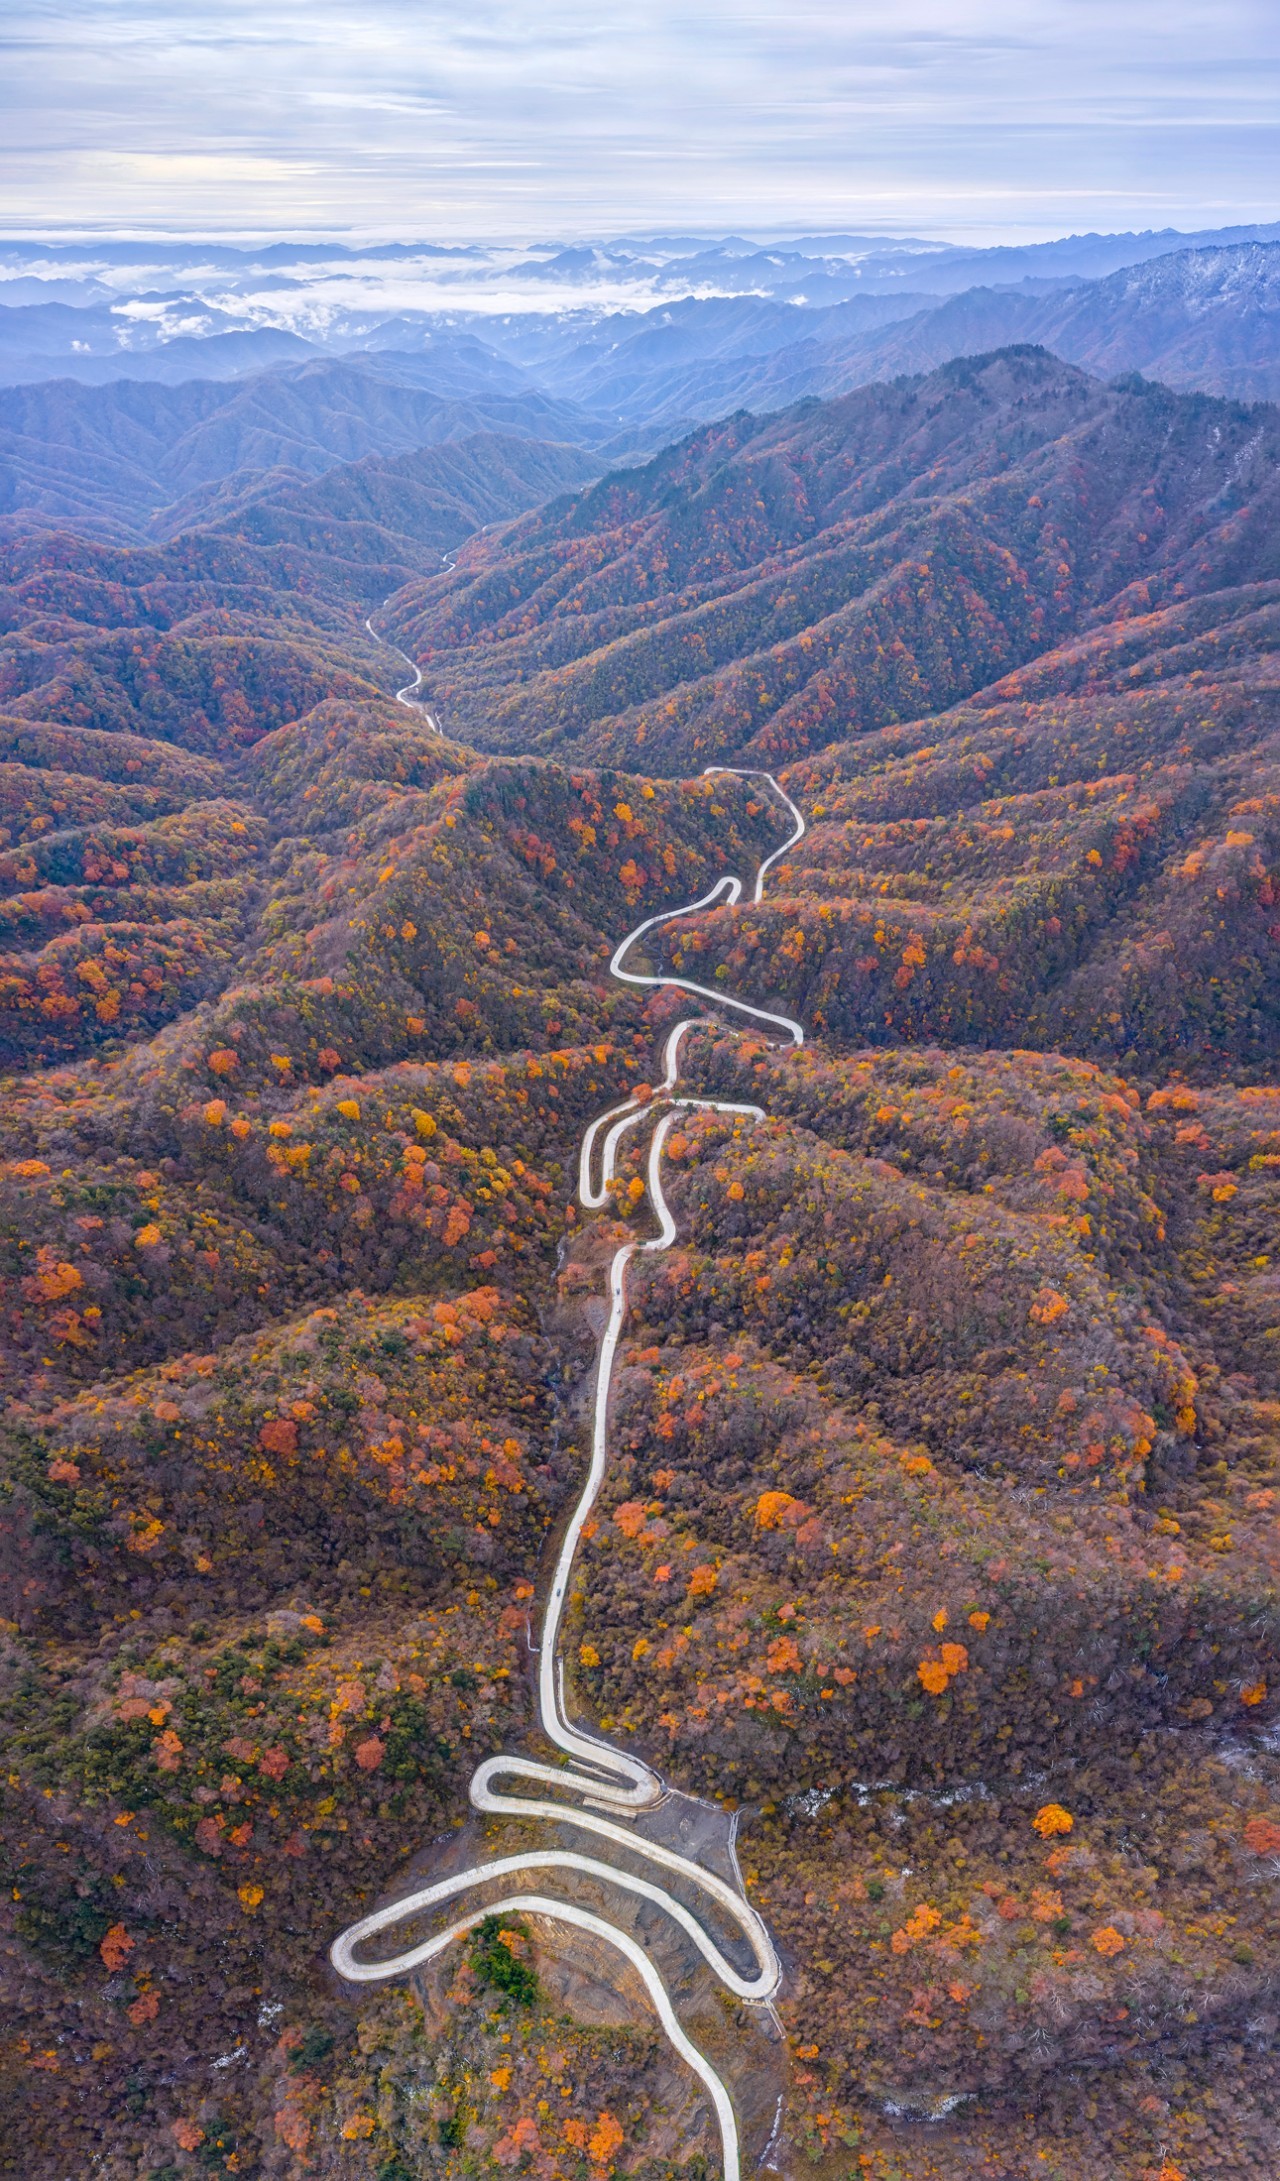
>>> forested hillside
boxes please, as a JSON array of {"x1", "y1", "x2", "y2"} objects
[
  {"x1": 0, "y1": 350, "x2": 1277, "y2": 2181},
  {"x1": 387, "y1": 349, "x2": 1280, "y2": 776},
  {"x1": 648, "y1": 591, "x2": 1280, "y2": 1078},
  {"x1": 0, "y1": 362, "x2": 603, "y2": 542}
]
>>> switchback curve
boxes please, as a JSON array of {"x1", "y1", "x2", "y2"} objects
[{"x1": 331, "y1": 762, "x2": 807, "y2": 2181}]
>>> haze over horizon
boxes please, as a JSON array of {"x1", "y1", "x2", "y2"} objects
[{"x1": 2, "y1": 0, "x2": 1278, "y2": 242}]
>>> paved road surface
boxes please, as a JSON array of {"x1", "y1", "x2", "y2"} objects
[
  {"x1": 363, "y1": 549, "x2": 455, "y2": 725},
  {"x1": 333, "y1": 759, "x2": 807, "y2": 2181}
]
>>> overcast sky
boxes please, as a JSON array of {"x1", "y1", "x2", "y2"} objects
[{"x1": 2, "y1": 1, "x2": 1278, "y2": 242}]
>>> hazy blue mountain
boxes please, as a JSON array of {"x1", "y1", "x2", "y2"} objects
[
  {"x1": 0, "y1": 294, "x2": 321, "y2": 385},
  {"x1": 179, "y1": 430, "x2": 602, "y2": 558},
  {"x1": 2, "y1": 234, "x2": 1280, "y2": 548},
  {"x1": 775, "y1": 242, "x2": 1280, "y2": 407},
  {"x1": 5, "y1": 219, "x2": 1280, "y2": 389},
  {"x1": 521, "y1": 242, "x2": 1280, "y2": 430},
  {"x1": 764, "y1": 220, "x2": 1280, "y2": 290},
  {"x1": 1005, "y1": 241, "x2": 1280, "y2": 398},
  {"x1": 0, "y1": 359, "x2": 606, "y2": 540}
]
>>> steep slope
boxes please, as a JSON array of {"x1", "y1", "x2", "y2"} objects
[
  {"x1": 0, "y1": 528, "x2": 398, "y2": 754},
  {"x1": 572, "y1": 1031, "x2": 1280, "y2": 2139},
  {"x1": 0, "y1": 566, "x2": 792, "y2": 2171},
  {"x1": 0, "y1": 429, "x2": 606, "y2": 768},
  {"x1": 386, "y1": 348, "x2": 1280, "y2": 775},
  {"x1": 5, "y1": 246, "x2": 1280, "y2": 556},
  {"x1": 1025, "y1": 239, "x2": 1280, "y2": 398},
  {"x1": 648, "y1": 587, "x2": 1280, "y2": 1077}
]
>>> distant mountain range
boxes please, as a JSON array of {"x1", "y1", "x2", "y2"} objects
[
  {"x1": 484, "y1": 241, "x2": 1280, "y2": 427},
  {"x1": 0, "y1": 358, "x2": 605, "y2": 543},
  {"x1": 5, "y1": 219, "x2": 1280, "y2": 369},
  {"x1": 1, "y1": 233, "x2": 1280, "y2": 552},
  {"x1": 786, "y1": 242, "x2": 1280, "y2": 407}
]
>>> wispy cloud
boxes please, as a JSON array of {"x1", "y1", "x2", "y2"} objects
[{"x1": 0, "y1": 1, "x2": 1277, "y2": 239}]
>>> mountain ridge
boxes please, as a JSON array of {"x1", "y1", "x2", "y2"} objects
[
  {"x1": 0, "y1": 357, "x2": 608, "y2": 543},
  {"x1": 383, "y1": 346, "x2": 1280, "y2": 773},
  {"x1": 4, "y1": 242, "x2": 1280, "y2": 554}
]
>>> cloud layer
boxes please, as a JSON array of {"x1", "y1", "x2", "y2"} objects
[{"x1": 2, "y1": 1, "x2": 1278, "y2": 239}]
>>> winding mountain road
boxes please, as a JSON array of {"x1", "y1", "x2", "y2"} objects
[
  {"x1": 364, "y1": 548, "x2": 456, "y2": 724},
  {"x1": 364, "y1": 612, "x2": 444, "y2": 728},
  {"x1": 331, "y1": 719, "x2": 807, "y2": 2179}
]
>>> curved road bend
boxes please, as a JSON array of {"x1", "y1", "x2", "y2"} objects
[
  {"x1": 333, "y1": 768, "x2": 807, "y2": 2181},
  {"x1": 364, "y1": 611, "x2": 443, "y2": 727},
  {"x1": 364, "y1": 546, "x2": 457, "y2": 725}
]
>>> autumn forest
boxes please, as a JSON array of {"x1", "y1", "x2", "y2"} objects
[{"x1": 1, "y1": 345, "x2": 1278, "y2": 2181}]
